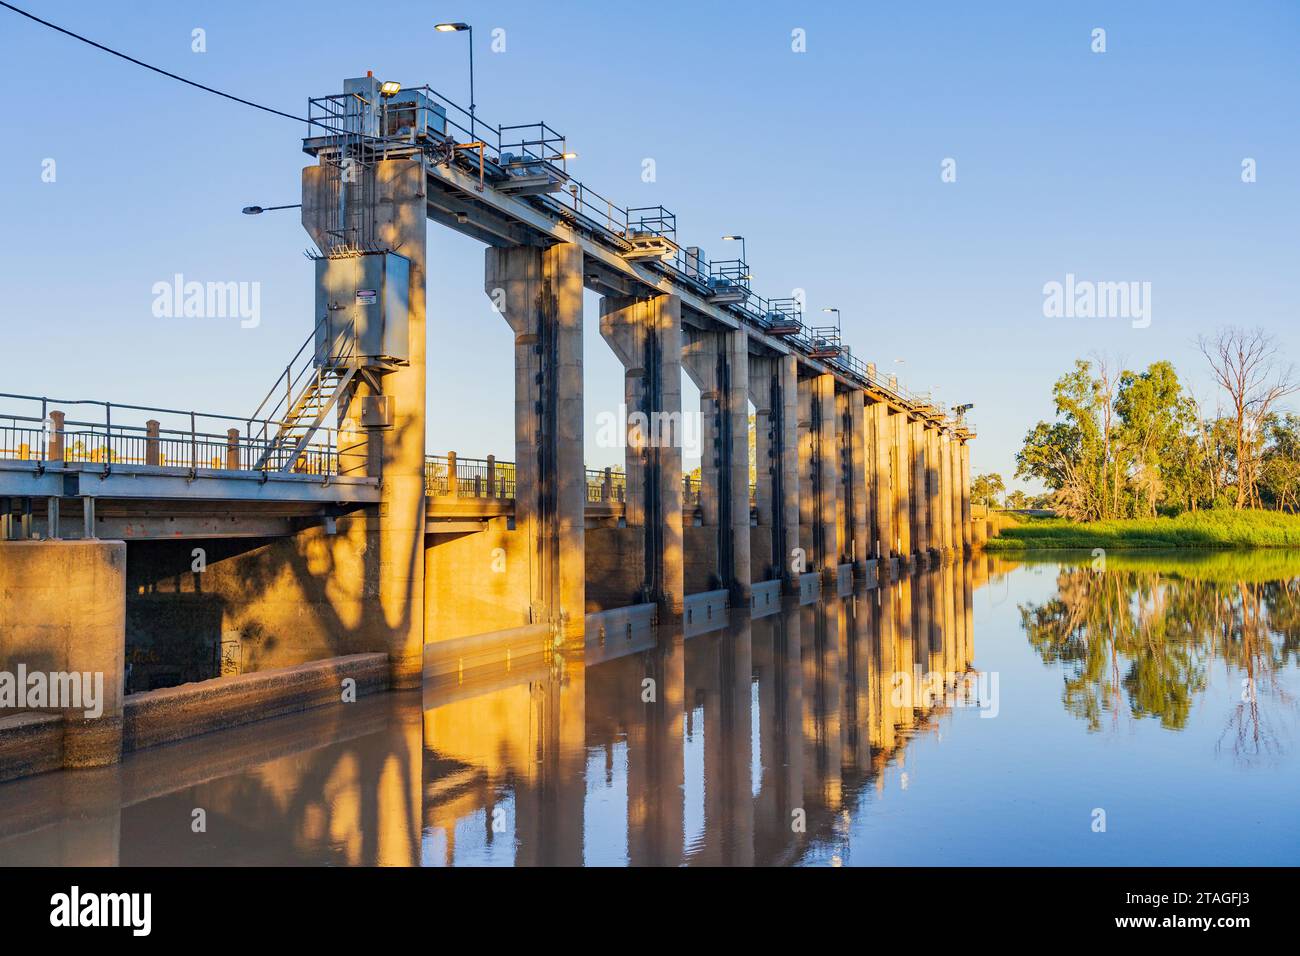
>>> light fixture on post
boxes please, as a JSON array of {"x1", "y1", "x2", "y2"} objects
[
  {"x1": 721, "y1": 234, "x2": 747, "y2": 266},
  {"x1": 242, "y1": 204, "x2": 301, "y2": 215},
  {"x1": 379, "y1": 80, "x2": 402, "y2": 98},
  {"x1": 721, "y1": 235, "x2": 751, "y2": 282},
  {"x1": 434, "y1": 22, "x2": 475, "y2": 138}
]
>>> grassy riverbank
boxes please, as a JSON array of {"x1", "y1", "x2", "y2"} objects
[
  {"x1": 996, "y1": 547, "x2": 1300, "y2": 584},
  {"x1": 984, "y1": 509, "x2": 1300, "y2": 550}
]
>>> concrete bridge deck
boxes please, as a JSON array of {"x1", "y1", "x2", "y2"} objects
[{"x1": 0, "y1": 435, "x2": 752, "y2": 539}]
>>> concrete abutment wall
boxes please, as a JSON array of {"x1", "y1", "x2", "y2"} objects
[{"x1": 0, "y1": 541, "x2": 125, "y2": 775}]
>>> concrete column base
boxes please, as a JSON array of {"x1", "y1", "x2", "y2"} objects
[
  {"x1": 62, "y1": 715, "x2": 124, "y2": 769},
  {"x1": 0, "y1": 541, "x2": 125, "y2": 771}
]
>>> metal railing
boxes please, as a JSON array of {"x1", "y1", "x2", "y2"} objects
[
  {"x1": 682, "y1": 475, "x2": 702, "y2": 508},
  {"x1": 0, "y1": 393, "x2": 340, "y2": 477},
  {"x1": 425, "y1": 454, "x2": 516, "y2": 498},
  {"x1": 421, "y1": 457, "x2": 766, "y2": 511},
  {"x1": 584, "y1": 468, "x2": 627, "y2": 504},
  {"x1": 626, "y1": 206, "x2": 677, "y2": 240}
]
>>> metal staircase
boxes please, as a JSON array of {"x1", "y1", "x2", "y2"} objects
[{"x1": 249, "y1": 318, "x2": 358, "y2": 473}]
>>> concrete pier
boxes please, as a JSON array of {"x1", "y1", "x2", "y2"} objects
[
  {"x1": 598, "y1": 293, "x2": 685, "y2": 616},
  {"x1": 959, "y1": 438, "x2": 973, "y2": 554},
  {"x1": 724, "y1": 331, "x2": 752, "y2": 604},
  {"x1": 870, "y1": 403, "x2": 893, "y2": 571},
  {"x1": 910, "y1": 417, "x2": 927, "y2": 564},
  {"x1": 302, "y1": 157, "x2": 427, "y2": 687},
  {"x1": 748, "y1": 353, "x2": 801, "y2": 589},
  {"x1": 779, "y1": 357, "x2": 801, "y2": 589},
  {"x1": 482, "y1": 243, "x2": 586, "y2": 637},
  {"x1": 749, "y1": 356, "x2": 776, "y2": 580},
  {"x1": 940, "y1": 429, "x2": 955, "y2": 560},
  {"x1": 926, "y1": 424, "x2": 943, "y2": 563},
  {"x1": 848, "y1": 393, "x2": 870, "y2": 575},
  {"x1": 748, "y1": 354, "x2": 801, "y2": 590},
  {"x1": 683, "y1": 328, "x2": 751, "y2": 602},
  {"x1": 813, "y1": 373, "x2": 842, "y2": 581},
  {"x1": 893, "y1": 409, "x2": 912, "y2": 565}
]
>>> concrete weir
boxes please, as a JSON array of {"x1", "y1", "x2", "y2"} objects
[{"x1": 0, "y1": 73, "x2": 976, "y2": 785}]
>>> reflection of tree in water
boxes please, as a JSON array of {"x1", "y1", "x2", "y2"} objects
[
  {"x1": 1214, "y1": 580, "x2": 1297, "y2": 767},
  {"x1": 1019, "y1": 566, "x2": 1299, "y2": 764}
]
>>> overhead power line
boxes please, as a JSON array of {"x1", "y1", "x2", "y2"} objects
[{"x1": 0, "y1": 0, "x2": 318, "y2": 128}]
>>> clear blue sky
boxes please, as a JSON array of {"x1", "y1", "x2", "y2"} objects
[{"x1": 2, "y1": 0, "x2": 1296, "y2": 489}]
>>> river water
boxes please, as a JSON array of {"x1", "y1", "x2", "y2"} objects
[{"x1": 2, "y1": 552, "x2": 1297, "y2": 866}]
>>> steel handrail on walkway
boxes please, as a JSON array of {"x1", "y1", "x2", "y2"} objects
[
  {"x1": 427, "y1": 455, "x2": 756, "y2": 511},
  {"x1": 584, "y1": 468, "x2": 627, "y2": 504},
  {"x1": 0, "y1": 392, "x2": 340, "y2": 477},
  {"x1": 682, "y1": 474, "x2": 701, "y2": 508},
  {"x1": 425, "y1": 453, "x2": 516, "y2": 499},
  {"x1": 247, "y1": 314, "x2": 329, "y2": 433}
]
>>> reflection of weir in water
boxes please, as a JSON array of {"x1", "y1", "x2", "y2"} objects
[
  {"x1": 0, "y1": 692, "x2": 424, "y2": 866},
  {"x1": 0, "y1": 561, "x2": 983, "y2": 866},
  {"x1": 421, "y1": 560, "x2": 979, "y2": 866}
]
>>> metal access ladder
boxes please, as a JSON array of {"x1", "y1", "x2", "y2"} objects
[{"x1": 249, "y1": 318, "x2": 358, "y2": 473}]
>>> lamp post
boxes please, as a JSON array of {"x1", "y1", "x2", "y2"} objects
[
  {"x1": 721, "y1": 234, "x2": 746, "y2": 265},
  {"x1": 721, "y1": 235, "x2": 751, "y2": 281},
  {"x1": 242, "y1": 204, "x2": 301, "y2": 215},
  {"x1": 435, "y1": 22, "x2": 475, "y2": 139},
  {"x1": 891, "y1": 358, "x2": 906, "y2": 392}
]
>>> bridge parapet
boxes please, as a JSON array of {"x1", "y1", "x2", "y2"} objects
[
  {"x1": 426, "y1": 453, "x2": 755, "y2": 510},
  {"x1": 0, "y1": 392, "x2": 374, "y2": 511},
  {"x1": 424, "y1": 453, "x2": 516, "y2": 499},
  {"x1": 1, "y1": 393, "x2": 341, "y2": 476}
]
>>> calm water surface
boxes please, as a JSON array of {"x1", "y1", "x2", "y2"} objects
[{"x1": 2, "y1": 552, "x2": 1298, "y2": 866}]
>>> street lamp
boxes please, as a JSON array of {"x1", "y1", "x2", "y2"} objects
[
  {"x1": 242, "y1": 204, "x2": 301, "y2": 215},
  {"x1": 721, "y1": 234, "x2": 747, "y2": 265},
  {"x1": 435, "y1": 22, "x2": 475, "y2": 139},
  {"x1": 721, "y1": 235, "x2": 751, "y2": 281},
  {"x1": 821, "y1": 307, "x2": 840, "y2": 322}
]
